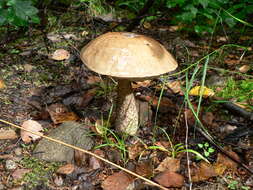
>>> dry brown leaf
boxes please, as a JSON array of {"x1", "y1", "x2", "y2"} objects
[
  {"x1": 135, "y1": 161, "x2": 153, "y2": 177},
  {"x1": 166, "y1": 81, "x2": 183, "y2": 94},
  {"x1": 191, "y1": 162, "x2": 218, "y2": 182},
  {"x1": 87, "y1": 76, "x2": 101, "y2": 85},
  {"x1": 51, "y1": 49, "x2": 70, "y2": 61},
  {"x1": 56, "y1": 163, "x2": 75, "y2": 174},
  {"x1": 127, "y1": 141, "x2": 145, "y2": 160},
  {"x1": 21, "y1": 120, "x2": 43, "y2": 143},
  {"x1": 216, "y1": 151, "x2": 239, "y2": 171},
  {"x1": 132, "y1": 80, "x2": 151, "y2": 89},
  {"x1": 238, "y1": 65, "x2": 251, "y2": 73},
  {"x1": 47, "y1": 103, "x2": 79, "y2": 124},
  {"x1": 81, "y1": 88, "x2": 97, "y2": 107},
  {"x1": 102, "y1": 171, "x2": 134, "y2": 190},
  {"x1": 89, "y1": 149, "x2": 104, "y2": 170},
  {"x1": 168, "y1": 25, "x2": 179, "y2": 32},
  {"x1": 12, "y1": 169, "x2": 31, "y2": 180},
  {"x1": 154, "y1": 170, "x2": 184, "y2": 188},
  {"x1": 0, "y1": 79, "x2": 5, "y2": 89},
  {"x1": 225, "y1": 59, "x2": 240, "y2": 65},
  {"x1": 155, "y1": 157, "x2": 180, "y2": 173},
  {"x1": 0, "y1": 129, "x2": 18, "y2": 140}
]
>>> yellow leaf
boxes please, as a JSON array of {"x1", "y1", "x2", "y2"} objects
[
  {"x1": 189, "y1": 86, "x2": 214, "y2": 97},
  {"x1": 0, "y1": 79, "x2": 5, "y2": 89}
]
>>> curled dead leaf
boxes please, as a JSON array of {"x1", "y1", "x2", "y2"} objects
[
  {"x1": 155, "y1": 157, "x2": 180, "y2": 173},
  {"x1": 57, "y1": 163, "x2": 75, "y2": 175},
  {"x1": 0, "y1": 129, "x2": 18, "y2": 140},
  {"x1": 47, "y1": 103, "x2": 79, "y2": 124},
  {"x1": 21, "y1": 120, "x2": 43, "y2": 143},
  {"x1": 51, "y1": 49, "x2": 70, "y2": 61}
]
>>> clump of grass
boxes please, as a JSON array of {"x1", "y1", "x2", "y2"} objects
[
  {"x1": 217, "y1": 77, "x2": 253, "y2": 103},
  {"x1": 215, "y1": 77, "x2": 253, "y2": 111}
]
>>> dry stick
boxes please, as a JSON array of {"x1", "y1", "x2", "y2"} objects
[{"x1": 0, "y1": 119, "x2": 169, "y2": 190}]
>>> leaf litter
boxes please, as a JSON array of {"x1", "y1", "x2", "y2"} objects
[{"x1": 0, "y1": 5, "x2": 253, "y2": 190}]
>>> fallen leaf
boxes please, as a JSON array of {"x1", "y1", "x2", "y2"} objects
[
  {"x1": 168, "y1": 25, "x2": 179, "y2": 32},
  {"x1": 47, "y1": 33, "x2": 62, "y2": 42},
  {"x1": 56, "y1": 163, "x2": 75, "y2": 174},
  {"x1": 81, "y1": 88, "x2": 97, "y2": 107},
  {"x1": 166, "y1": 81, "x2": 183, "y2": 95},
  {"x1": 127, "y1": 141, "x2": 145, "y2": 160},
  {"x1": 47, "y1": 103, "x2": 79, "y2": 124},
  {"x1": 0, "y1": 129, "x2": 18, "y2": 140},
  {"x1": 154, "y1": 170, "x2": 184, "y2": 188},
  {"x1": 155, "y1": 157, "x2": 180, "y2": 173},
  {"x1": 189, "y1": 86, "x2": 214, "y2": 97},
  {"x1": 23, "y1": 64, "x2": 34, "y2": 72},
  {"x1": 51, "y1": 49, "x2": 70, "y2": 61},
  {"x1": 74, "y1": 150, "x2": 86, "y2": 166},
  {"x1": 191, "y1": 162, "x2": 218, "y2": 182},
  {"x1": 87, "y1": 76, "x2": 101, "y2": 85},
  {"x1": 21, "y1": 120, "x2": 43, "y2": 143},
  {"x1": 238, "y1": 65, "x2": 250, "y2": 73},
  {"x1": 12, "y1": 169, "x2": 31, "y2": 180},
  {"x1": 225, "y1": 59, "x2": 240, "y2": 65},
  {"x1": 0, "y1": 79, "x2": 5, "y2": 89},
  {"x1": 135, "y1": 160, "x2": 153, "y2": 178},
  {"x1": 137, "y1": 95, "x2": 177, "y2": 113},
  {"x1": 132, "y1": 80, "x2": 151, "y2": 89},
  {"x1": 217, "y1": 36, "x2": 227, "y2": 42},
  {"x1": 216, "y1": 150, "x2": 239, "y2": 171},
  {"x1": 89, "y1": 149, "x2": 104, "y2": 170},
  {"x1": 101, "y1": 171, "x2": 134, "y2": 190}
]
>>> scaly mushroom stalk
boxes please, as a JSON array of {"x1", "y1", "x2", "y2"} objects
[{"x1": 115, "y1": 79, "x2": 139, "y2": 135}]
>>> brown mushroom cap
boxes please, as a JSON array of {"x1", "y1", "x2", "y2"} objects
[{"x1": 80, "y1": 32, "x2": 178, "y2": 79}]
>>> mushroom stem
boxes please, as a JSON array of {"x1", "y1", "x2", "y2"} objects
[{"x1": 115, "y1": 79, "x2": 139, "y2": 135}]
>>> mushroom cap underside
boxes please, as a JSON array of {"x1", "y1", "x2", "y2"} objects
[{"x1": 80, "y1": 32, "x2": 178, "y2": 79}]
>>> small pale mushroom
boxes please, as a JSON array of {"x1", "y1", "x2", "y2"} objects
[{"x1": 80, "y1": 32, "x2": 178, "y2": 135}]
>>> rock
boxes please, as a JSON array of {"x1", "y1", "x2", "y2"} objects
[
  {"x1": 33, "y1": 121, "x2": 94, "y2": 162},
  {"x1": 5, "y1": 160, "x2": 17, "y2": 170}
]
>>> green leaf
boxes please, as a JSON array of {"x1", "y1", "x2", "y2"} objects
[
  {"x1": 0, "y1": 9, "x2": 8, "y2": 25},
  {"x1": 208, "y1": 147, "x2": 215, "y2": 153},
  {"x1": 204, "y1": 142, "x2": 209, "y2": 148}
]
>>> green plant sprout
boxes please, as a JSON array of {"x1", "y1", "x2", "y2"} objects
[
  {"x1": 216, "y1": 78, "x2": 253, "y2": 108},
  {"x1": 94, "y1": 104, "x2": 129, "y2": 163},
  {"x1": 226, "y1": 176, "x2": 250, "y2": 190},
  {"x1": 196, "y1": 142, "x2": 215, "y2": 160},
  {"x1": 146, "y1": 127, "x2": 210, "y2": 163}
]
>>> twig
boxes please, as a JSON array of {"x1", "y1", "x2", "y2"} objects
[{"x1": 0, "y1": 119, "x2": 169, "y2": 190}]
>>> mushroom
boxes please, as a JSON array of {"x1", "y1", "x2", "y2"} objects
[{"x1": 80, "y1": 32, "x2": 178, "y2": 135}]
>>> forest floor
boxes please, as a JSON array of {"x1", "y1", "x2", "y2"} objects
[{"x1": 0, "y1": 7, "x2": 253, "y2": 190}]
